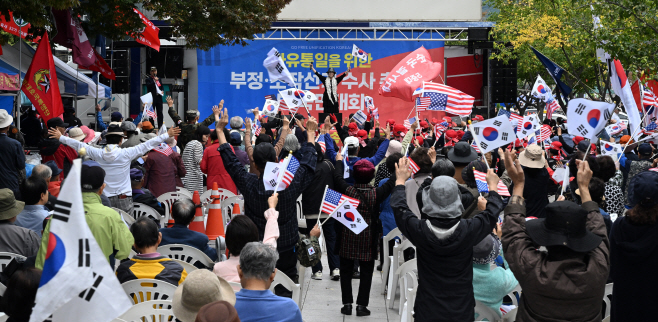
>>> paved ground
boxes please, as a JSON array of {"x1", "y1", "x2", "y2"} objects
[{"x1": 298, "y1": 255, "x2": 401, "y2": 322}]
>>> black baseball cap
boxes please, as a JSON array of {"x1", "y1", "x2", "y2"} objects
[
  {"x1": 47, "y1": 117, "x2": 68, "y2": 129},
  {"x1": 81, "y1": 164, "x2": 106, "y2": 192},
  {"x1": 628, "y1": 171, "x2": 658, "y2": 207}
]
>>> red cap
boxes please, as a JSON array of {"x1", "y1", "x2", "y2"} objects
[
  {"x1": 393, "y1": 124, "x2": 406, "y2": 135},
  {"x1": 456, "y1": 130, "x2": 465, "y2": 140},
  {"x1": 357, "y1": 129, "x2": 367, "y2": 138},
  {"x1": 386, "y1": 119, "x2": 396, "y2": 127},
  {"x1": 573, "y1": 136, "x2": 585, "y2": 145},
  {"x1": 443, "y1": 116, "x2": 452, "y2": 123},
  {"x1": 431, "y1": 118, "x2": 439, "y2": 125},
  {"x1": 348, "y1": 122, "x2": 358, "y2": 131},
  {"x1": 549, "y1": 141, "x2": 563, "y2": 150},
  {"x1": 473, "y1": 115, "x2": 484, "y2": 121},
  {"x1": 445, "y1": 129, "x2": 457, "y2": 138},
  {"x1": 415, "y1": 136, "x2": 424, "y2": 146},
  {"x1": 419, "y1": 121, "x2": 429, "y2": 128},
  {"x1": 514, "y1": 139, "x2": 523, "y2": 147}
]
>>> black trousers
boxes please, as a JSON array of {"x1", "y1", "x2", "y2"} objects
[
  {"x1": 340, "y1": 257, "x2": 375, "y2": 306},
  {"x1": 275, "y1": 248, "x2": 298, "y2": 297},
  {"x1": 154, "y1": 96, "x2": 164, "y2": 128}
]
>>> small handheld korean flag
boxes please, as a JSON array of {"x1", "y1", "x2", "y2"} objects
[
  {"x1": 263, "y1": 161, "x2": 284, "y2": 192},
  {"x1": 262, "y1": 99, "x2": 279, "y2": 118},
  {"x1": 332, "y1": 200, "x2": 368, "y2": 235},
  {"x1": 31, "y1": 160, "x2": 132, "y2": 322},
  {"x1": 352, "y1": 44, "x2": 369, "y2": 62},
  {"x1": 600, "y1": 141, "x2": 622, "y2": 157},
  {"x1": 279, "y1": 88, "x2": 315, "y2": 112},
  {"x1": 531, "y1": 75, "x2": 554, "y2": 102},
  {"x1": 471, "y1": 115, "x2": 516, "y2": 153},
  {"x1": 352, "y1": 110, "x2": 368, "y2": 125},
  {"x1": 341, "y1": 145, "x2": 350, "y2": 179},
  {"x1": 264, "y1": 47, "x2": 296, "y2": 87},
  {"x1": 567, "y1": 98, "x2": 614, "y2": 141},
  {"x1": 517, "y1": 114, "x2": 540, "y2": 140}
]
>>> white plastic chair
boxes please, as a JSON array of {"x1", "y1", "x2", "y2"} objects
[
  {"x1": 474, "y1": 299, "x2": 501, "y2": 321},
  {"x1": 0, "y1": 313, "x2": 7, "y2": 322},
  {"x1": 503, "y1": 308, "x2": 518, "y2": 322},
  {"x1": 269, "y1": 272, "x2": 301, "y2": 306},
  {"x1": 220, "y1": 195, "x2": 245, "y2": 228},
  {"x1": 121, "y1": 279, "x2": 177, "y2": 304},
  {"x1": 214, "y1": 236, "x2": 227, "y2": 261},
  {"x1": 400, "y1": 269, "x2": 418, "y2": 322},
  {"x1": 157, "y1": 191, "x2": 193, "y2": 225},
  {"x1": 296, "y1": 195, "x2": 306, "y2": 229},
  {"x1": 382, "y1": 228, "x2": 402, "y2": 284},
  {"x1": 0, "y1": 252, "x2": 26, "y2": 273},
  {"x1": 387, "y1": 239, "x2": 415, "y2": 309},
  {"x1": 171, "y1": 259, "x2": 198, "y2": 273},
  {"x1": 132, "y1": 202, "x2": 165, "y2": 228},
  {"x1": 395, "y1": 259, "x2": 418, "y2": 314},
  {"x1": 112, "y1": 207, "x2": 135, "y2": 227},
  {"x1": 176, "y1": 186, "x2": 193, "y2": 199},
  {"x1": 507, "y1": 284, "x2": 522, "y2": 307},
  {"x1": 157, "y1": 244, "x2": 215, "y2": 268},
  {"x1": 603, "y1": 283, "x2": 613, "y2": 320},
  {"x1": 201, "y1": 188, "x2": 236, "y2": 216},
  {"x1": 114, "y1": 300, "x2": 175, "y2": 322}
]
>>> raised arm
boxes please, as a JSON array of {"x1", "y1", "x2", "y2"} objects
[
  {"x1": 200, "y1": 100, "x2": 223, "y2": 127},
  {"x1": 274, "y1": 117, "x2": 290, "y2": 155},
  {"x1": 390, "y1": 157, "x2": 426, "y2": 246},
  {"x1": 216, "y1": 108, "x2": 256, "y2": 194},
  {"x1": 333, "y1": 153, "x2": 351, "y2": 194},
  {"x1": 123, "y1": 127, "x2": 180, "y2": 160},
  {"x1": 400, "y1": 121, "x2": 417, "y2": 155},
  {"x1": 166, "y1": 96, "x2": 182, "y2": 125},
  {"x1": 95, "y1": 104, "x2": 107, "y2": 131}
]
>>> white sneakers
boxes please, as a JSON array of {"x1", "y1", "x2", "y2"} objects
[
  {"x1": 331, "y1": 268, "x2": 340, "y2": 281},
  {"x1": 311, "y1": 271, "x2": 323, "y2": 280}
]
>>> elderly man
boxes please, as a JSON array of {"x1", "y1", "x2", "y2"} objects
[
  {"x1": 234, "y1": 242, "x2": 302, "y2": 322},
  {"x1": 0, "y1": 110, "x2": 25, "y2": 199},
  {"x1": 30, "y1": 164, "x2": 58, "y2": 211},
  {"x1": 0, "y1": 189, "x2": 40, "y2": 257},
  {"x1": 15, "y1": 177, "x2": 50, "y2": 236},
  {"x1": 159, "y1": 199, "x2": 218, "y2": 261},
  {"x1": 48, "y1": 123, "x2": 180, "y2": 214},
  {"x1": 39, "y1": 117, "x2": 78, "y2": 177}
]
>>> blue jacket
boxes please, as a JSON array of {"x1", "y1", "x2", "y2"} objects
[
  {"x1": 14, "y1": 205, "x2": 49, "y2": 237},
  {"x1": 378, "y1": 178, "x2": 397, "y2": 236},
  {"x1": 159, "y1": 224, "x2": 218, "y2": 261},
  {"x1": 96, "y1": 111, "x2": 107, "y2": 131}
]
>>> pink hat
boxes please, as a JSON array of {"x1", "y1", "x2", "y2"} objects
[
  {"x1": 80, "y1": 125, "x2": 96, "y2": 143},
  {"x1": 353, "y1": 159, "x2": 375, "y2": 182}
]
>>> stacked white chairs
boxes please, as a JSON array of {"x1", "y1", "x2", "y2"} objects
[
  {"x1": 395, "y1": 259, "x2": 418, "y2": 314},
  {"x1": 474, "y1": 300, "x2": 502, "y2": 321},
  {"x1": 112, "y1": 300, "x2": 175, "y2": 322},
  {"x1": 381, "y1": 228, "x2": 402, "y2": 285},
  {"x1": 387, "y1": 238, "x2": 415, "y2": 309},
  {"x1": 121, "y1": 279, "x2": 177, "y2": 305},
  {"x1": 0, "y1": 253, "x2": 26, "y2": 273},
  {"x1": 219, "y1": 195, "x2": 244, "y2": 228},
  {"x1": 176, "y1": 187, "x2": 193, "y2": 199},
  {"x1": 132, "y1": 203, "x2": 165, "y2": 228},
  {"x1": 200, "y1": 188, "x2": 236, "y2": 216},
  {"x1": 112, "y1": 207, "x2": 135, "y2": 227},
  {"x1": 269, "y1": 272, "x2": 301, "y2": 306},
  {"x1": 158, "y1": 244, "x2": 215, "y2": 269}
]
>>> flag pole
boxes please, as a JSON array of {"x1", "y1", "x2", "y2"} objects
[
  {"x1": 16, "y1": 23, "x2": 23, "y2": 129},
  {"x1": 560, "y1": 161, "x2": 570, "y2": 196},
  {"x1": 318, "y1": 186, "x2": 333, "y2": 227},
  {"x1": 272, "y1": 153, "x2": 291, "y2": 193},
  {"x1": 622, "y1": 112, "x2": 650, "y2": 153},
  {"x1": 469, "y1": 124, "x2": 490, "y2": 169}
]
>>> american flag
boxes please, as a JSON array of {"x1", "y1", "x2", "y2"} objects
[
  {"x1": 422, "y1": 82, "x2": 475, "y2": 116},
  {"x1": 265, "y1": 94, "x2": 276, "y2": 101},
  {"x1": 546, "y1": 99, "x2": 560, "y2": 120},
  {"x1": 497, "y1": 109, "x2": 523, "y2": 125},
  {"x1": 321, "y1": 187, "x2": 360, "y2": 215},
  {"x1": 434, "y1": 121, "x2": 448, "y2": 137},
  {"x1": 145, "y1": 104, "x2": 157, "y2": 121},
  {"x1": 252, "y1": 119, "x2": 262, "y2": 136},
  {"x1": 645, "y1": 122, "x2": 657, "y2": 132},
  {"x1": 404, "y1": 117, "x2": 416, "y2": 129},
  {"x1": 471, "y1": 141, "x2": 481, "y2": 153},
  {"x1": 280, "y1": 155, "x2": 300, "y2": 189},
  {"x1": 409, "y1": 158, "x2": 420, "y2": 175},
  {"x1": 643, "y1": 89, "x2": 656, "y2": 107},
  {"x1": 473, "y1": 169, "x2": 510, "y2": 196},
  {"x1": 152, "y1": 143, "x2": 173, "y2": 156},
  {"x1": 279, "y1": 99, "x2": 289, "y2": 111},
  {"x1": 539, "y1": 124, "x2": 552, "y2": 141},
  {"x1": 416, "y1": 97, "x2": 431, "y2": 112},
  {"x1": 316, "y1": 134, "x2": 327, "y2": 153}
]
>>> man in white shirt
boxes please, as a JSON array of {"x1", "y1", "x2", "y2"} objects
[{"x1": 48, "y1": 123, "x2": 180, "y2": 214}]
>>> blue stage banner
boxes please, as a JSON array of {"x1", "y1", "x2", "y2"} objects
[{"x1": 197, "y1": 39, "x2": 445, "y2": 127}]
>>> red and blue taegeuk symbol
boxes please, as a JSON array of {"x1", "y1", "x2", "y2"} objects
[
  {"x1": 40, "y1": 232, "x2": 66, "y2": 287},
  {"x1": 587, "y1": 109, "x2": 601, "y2": 128},
  {"x1": 265, "y1": 103, "x2": 276, "y2": 113},
  {"x1": 604, "y1": 143, "x2": 614, "y2": 152},
  {"x1": 523, "y1": 122, "x2": 533, "y2": 130},
  {"x1": 294, "y1": 90, "x2": 305, "y2": 99},
  {"x1": 483, "y1": 127, "x2": 499, "y2": 141},
  {"x1": 358, "y1": 49, "x2": 365, "y2": 55},
  {"x1": 537, "y1": 84, "x2": 547, "y2": 94},
  {"x1": 344, "y1": 212, "x2": 355, "y2": 222}
]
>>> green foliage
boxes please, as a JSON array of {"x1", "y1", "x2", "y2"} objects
[{"x1": 0, "y1": 0, "x2": 291, "y2": 50}]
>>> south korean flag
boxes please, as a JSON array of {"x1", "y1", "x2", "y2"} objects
[
  {"x1": 331, "y1": 200, "x2": 368, "y2": 235},
  {"x1": 517, "y1": 115, "x2": 541, "y2": 140},
  {"x1": 352, "y1": 44, "x2": 369, "y2": 62},
  {"x1": 471, "y1": 115, "x2": 516, "y2": 153},
  {"x1": 567, "y1": 98, "x2": 615, "y2": 140},
  {"x1": 31, "y1": 160, "x2": 132, "y2": 322},
  {"x1": 263, "y1": 161, "x2": 285, "y2": 192},
  {"x1": 262, "y1": 99, "x2": 279, "y2": 118},
  {"x1": 279, "y1": 88, "x2": 316, "y2": 112},
  {"x1": 600, "y1": 140, "x2": 622, "y2": 158}
]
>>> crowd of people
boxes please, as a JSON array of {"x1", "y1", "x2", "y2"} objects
[{"x1": 0, "y1": 98, "x2": 657, "y2": 322}]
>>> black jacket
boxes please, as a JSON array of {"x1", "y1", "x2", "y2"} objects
[
  {"x1": 610, "y1": 216, "x2": 658, "y2": 321},
  {"x1": 522, "y1": 166, "x2": 550, "y2": 218},
  {"x1": 133, "y1": 190, "x2": 166, "y2": 216},
  {"x1": 416, "y1": 176, "x2": 476, "y2": 220},
  {"x1": 302, "y1": 159, "x2": 334, "y2": 216},
  {"x1": 392, "y1": 186, "x2": 503, "y2": 321}
]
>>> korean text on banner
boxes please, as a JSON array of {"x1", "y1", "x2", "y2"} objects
[{"x1": 378, "y1": 46, "x2": 442, "y2": 102}]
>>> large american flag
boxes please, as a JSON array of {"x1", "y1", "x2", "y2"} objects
[
  {"x1": 422, "y1": 82, "x2": 475, "y2": 116},
  {"x1": 643, "y1": 89, "x2": 656, "y2": 107},
  {"x1": 538, "y1": 124, "x2": 552, "y2": 141},
  {"x1": 280, "y1": 156, "x2": 300, "y2": 189},
  {"x1": 416, "y1": 97, "x2": 431, "y2": 112},
  {"x1": 473, "y1": 169, "x2": 510, "y2": 196},
  {"x1": 321, "y1": 187, "x2": 360, "y2": 215},
  {"x1": 152, "y1": 143, "x2": 173, "y2": 156}
]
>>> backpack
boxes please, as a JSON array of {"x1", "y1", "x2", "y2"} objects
[{"x1": 296, "y1": 233, "x2": 322, "y2": 267}]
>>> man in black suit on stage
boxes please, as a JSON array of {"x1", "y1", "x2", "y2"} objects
[
  {"x1": 311, "y1": 63, "x2": 351, "y2": 114},
  {"x1": 145, "y1": 66, "x2": 164, "y2": 128}
]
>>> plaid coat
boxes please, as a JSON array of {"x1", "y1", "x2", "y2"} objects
[
  {"x1": 333, "y1": 161, "x2": 395, "y2": 261},
  {"x1": 219, "y1": 142, "x2": 317, "y2": 252}
]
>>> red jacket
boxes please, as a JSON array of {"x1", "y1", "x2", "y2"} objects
[
  {"x1": 200, "y1": 143, "x2": 237, "y2": 194},
  {"x1": 40, "y1": 140, "x2": 77, "y2": 178}
]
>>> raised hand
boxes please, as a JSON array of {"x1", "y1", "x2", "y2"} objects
[
  {"x1": 477, "y1": 196, "x2": 487, "y2": 211},
  {"x1": 245, "y1": 118, "x2": 252, "y2": 131},
  {"x1": 503, "y1": 148, "x2": 525, "y2": 195},
  {"x1": 428, "y1": 148, "x2": 436, "y2": 164},
  {"x1": 95, "y1": 104, "x2": 101, "y2": 112},
  {"x1": 395, "y1": 157, "x2": 412, "y2": 185},
  {"x1": 485, "y1": 169, "x2": 499, "y2": 193},
  {"x1": 411, "y1": 120, "x2": 419, "y2": 131},
  {"x1": 48, "y1": 128, "x2": 62, "y2": 140},
  {"x1": 282, "y1": 116, "x2": 290, "y2": 129},
  {"x1": 166, "y1": 96, "x2": 174, "y2": 107},
  {"x1": 306, "y1": 117, "x2": 318, "y2": 133},
  {"x1": 167, "y1": 126, "x2": 181, "y2": 137},
  {"x1": 212, "y1": 105, "x2": 221, "y2": 121},
  {"x1": 217, "y1": 108, "x2": 229, "y2": 128},
  {"x1": 382, "y1": 122, "x2": 391, "y2": 138},
  {"x1": 267, "y1": 192, "x2": 279, "y2": 209}
]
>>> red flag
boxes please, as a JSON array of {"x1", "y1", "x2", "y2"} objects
[
  {"x1": 631, "y1": 80, "x2": 643, "y2": 114},
  {"x1": 0, "y1": 11, "x2": 38, "y2": 41},
  {"x1": 130, "y1": 8, "x2": 160, "y2": 51},
  {"x1": 21, "y1": 33, "x2": 64, "y2": 122},
  {"x1": 378, "y1": 46, "x2": 442, "y2": 102},
  {"x1": 78, "y1": 49, "x2": 116, "y2": 80},
  {"x1": 51, "y1": 9, "x2": 95, "y2": 66}
]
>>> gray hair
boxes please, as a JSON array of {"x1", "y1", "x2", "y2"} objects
[
  {"x1": 230, "y1": 116, "x2": 244, "y2": 130},
  {"x1": 171, "y1": 198, "x2": 196, "y2": 226},
  {"x1": 282, "y1": 135, "x2": 300, "y2": 152},
  {"x1": 31, "y1": 164, "x2": 52, "y2": 181},
  {"x1": 431, "y1": 158, "x2": 455, "y2": 178},
  {"x1": 239, "y1": 242, "x2": 279, "y2": 281}
]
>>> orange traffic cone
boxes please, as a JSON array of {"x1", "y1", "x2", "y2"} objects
[
  {"x1": 232, "y1": 203, "x2": 241, "y2": 216},
  {"x1": 189, "y1": 191, "x2": 205, "y2": 234},
  {"x1": 206, "y1": 182, "x2": 225, "y2": 240}
]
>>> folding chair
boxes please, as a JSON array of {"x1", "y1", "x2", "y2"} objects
[
  {"x1": 387, "y1": 239, "x2": 415, "y2": 309},
  {"x1": 113, "y1": 300, "x2": 175, "y2": 322},
  {"x1": 0, "y1": 253, "x2": 26, "y2": 273},
  {"x1": 382, "y1": 228, "x2": 402, "y2": 285},
  {"x1": 395, "y1": 259, "x2": 418, "y2": 314},
  {"x1": 269, "y1": 272, "x2": 301, "y2": 306},
  {"x1": 176, "y1": 186, "x2": 193, "y2": 199},
  {"x1": 121, "y1": 279, "x2": 177, "y2": 304},
  {"x1": 157, "y1": 244, "x2": 215, "y2": 269}
]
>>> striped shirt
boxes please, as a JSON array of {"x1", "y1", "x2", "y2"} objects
[{"x1": 182, "y1": 140, "x2": 205, "y2": 194}]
